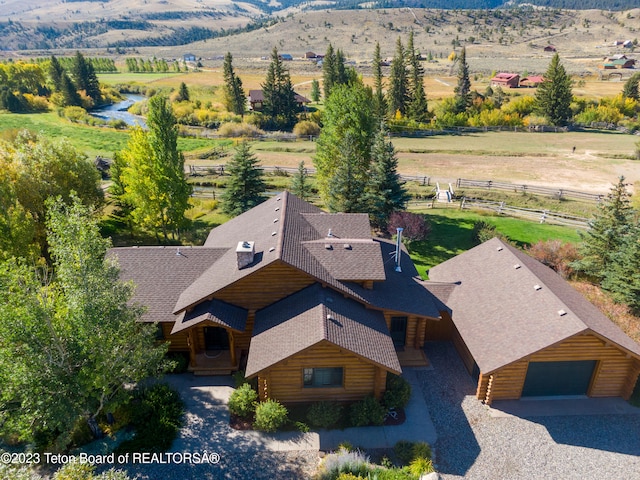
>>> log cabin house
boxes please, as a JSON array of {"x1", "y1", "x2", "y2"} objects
[
  {"x1": 111, "y1": 192, "x2": 442, "y2": 403},
  {"x1": 247, "y1": 90, "x2": 311, "y2": 112},
  {"x1": 428, "y1": 238, "x2": 640, "y2": 405},
  {"x1": 111, "y1": 197, "x2": 640, "y2": 406}
]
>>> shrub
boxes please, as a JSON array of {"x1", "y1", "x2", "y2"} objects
[
  {"x1": 217, "y1": 121, "x2": 264, "y2": 138},
  {"x1": 394, "y1": 440, "x2": 432, "y2": 466},
  {"x1": 114, "y1": 383, "x2": 184, "y2": 454},
  {"x1": 320, "y1": 449, "x2": 371, "y2": 480},
  {"x1": 525, "y1": 240, "x2": 580, "y2": 278},
  {"x1": 163, "y1": 352, "x2": 189, "y2": 373},
  {"x1": 472, "y1": 220, "x2": 498, "y2": 244},
  {"x1": 387, "y1": 211, "x2": 431, "y2": 243},
  {"x1": 409, "y1": 457, "x2": 434, "y2": 476},
  {"x1": 228, "y1": 383, "x2": 258, "y2": 419},
  {"x1": 293, "y1": 120, "x2": 321, "y2": 137},
  {"x1": 254, "y1": 399, "x2": 288, "y2": 432},
  {"x1": 307, "y1": 401, "x2": 343, "y2": 428},
  {"x1": 63, "y1": 106, "x2": 90, "y2": 124},
  {"x1": 53, "y1": 463, "x2": 95, "y2": 480},
  {"x1": 383, "y1": 374, "x2": 411, "y2": 410},
  {"x1": 349, "y1": 396, "x2": 385, "y2": 427}
]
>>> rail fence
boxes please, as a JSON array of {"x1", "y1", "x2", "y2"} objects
[{"x1": 456, "y1": 178, "x2": 605, "y2": 203}]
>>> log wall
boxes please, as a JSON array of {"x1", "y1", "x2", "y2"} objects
[{"x1": 257, "y1": 340, "x2": 386, "y2": 404}]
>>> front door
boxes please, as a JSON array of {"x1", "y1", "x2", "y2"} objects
[
  {"x1": 203, "y1": 327, "x2": 229, "y2": 351},
  {"x1": 390, "y1": 316, "x2": 408, "y2": 348}
]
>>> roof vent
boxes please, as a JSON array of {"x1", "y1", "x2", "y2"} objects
[
  {"x1": 324, "y1": 244, "x2": 333, "y2": 250},
  {"x1": 326, "y1": 314, "x2": 334, "y2": 321},
  {"x1": 343, "y1": 244, "x2": 352, "y2": 250},
  {"x1": 558, "y1": 309, "x2": 567, "y2": 316},
  {"x1": 514, "y1": 264, "x2": 521, "y2": 269},
  {"x1": 276, "y1": 197, "x2": 281, "y2": 201},
  {"x1": 497, "y1": 246, "x2": 503, "y2": 251},
  {"x1": 236, "y1": 241, "x2": 255, "y2": 269},
  {"x1": 275, "y1": 207, "x2": 280, "y2": 211},
  {"x1": 273, "y1": 218, "x2": 278, "y2": 223},
  {"x1": 327, "y1": 228, "x2": 334, "y2": 238},
  {"x1": 534, "y1": 284, "x2": 542, "y2": 291},
  {"x1": 269, "y1": 247, "x2": 275, "y2": 252},
  {"x1": 271, "y1": 231, "x2": 277, "y2": 236}
]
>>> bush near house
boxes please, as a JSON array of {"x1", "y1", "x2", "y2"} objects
[
  {"x1": 228, "y1": 383, "x2": 258, "y2": 419},
  {"x1": 254, "y1": 399, "x2": 288, "y2": 432},
  {"x1": 307, "y1": 401, "x2": 344, "y2": 429},
  {"x1": 383, "y1": 374, "x2": 412, "y2": 410},
  {"x1": 349, "y1": 396, "x2": 386, "y2": 427}
]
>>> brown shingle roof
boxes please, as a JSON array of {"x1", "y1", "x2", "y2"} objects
[
  {"x1": 109, "y1": 246, "x2": 227, "y2": 323},
  {"x1": 303, "y1": 239, "x2": 386, "y2": 281},
  {"x1": 171, "y1": 299, "x2": 247, "y2": 334},
  {"x1": 245, "y1": 284, "x2": 401, "y2": 377},
  {"x1": 428, "y1": 237, "x2": 640, "y2": 373}
]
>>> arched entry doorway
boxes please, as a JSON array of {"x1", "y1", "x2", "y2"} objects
[{"x1": 204, "y1": 326, "x2": 230, "y2": 352}]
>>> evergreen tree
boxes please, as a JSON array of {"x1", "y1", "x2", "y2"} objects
[
  {"x1": 314, "y1": 82, "x2": 375, "y2": 211},
  {"x1": 108, "y1": 152, "x2": 134, "y2": 235},
  {"x1": 335, "y1": 49, "x2": 348, "y2": 85},
  {"x1": 48, "y1": 55, "x2": 64, "y2": 91},
  {"x1": 222, "y1": 52, "x2": 245, "y2": 115},
  {"x1": 602, "y1": 221, "x2": 640, "y2": 313},
  {"x1": 387, "y1": 37, "x2": 409, "y2": 118},
  {"x1": 535, "y1": 53, "x2": 573, "y2": 126},
  {"x1": 261, "y1": 47, "x2": 298, "y2": 129},
  {"x1": 327, "y1": 132, "x2": 368, "y2": 213},
  {"x1": 573, "y1": 177, "x2": 634, "y2": 282},
  {"x1": 622, "y1": 72, "x2": 640, "y2": 101},
  {"x1": 70, "y1": 51, "x2": 101, "y2": 104},
  {"x1": 453, "y1": 46, "x2": 471, "y2": 114},
  {"x1": 177, "y1": 82, "x2": 190, "y2": 101},
  {"x1": 322, "y1": 43, "x2": 336, "y2": 100},
  {"x1": 310, "y1": 79, "x2": 320, "y2": 102},
  {"x1": 406, "y1": 31, "x2": 429, "y2": 123},
  {"x1": 60, "y1": 73, "x2": 82, "y2": 107},
  {"x1": 290, "y1": 160, "x2": 311, "y2": 201},
  {"x1": 222, "y1": 142, "x2": 267, "y2": 216},
  {"x1": 367, "y1": 122, "x2": 411, "y2": 230},
  {"x1": 372, "y1": 42, "x2": 387, "y2": 121},
  {"x1": 121, "y1": 96, "x2": 191, "y2": 241}
]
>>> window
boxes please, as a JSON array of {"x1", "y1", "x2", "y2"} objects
[{"x1": 303, "y1": 367, "x2": 343, "y2": 388}]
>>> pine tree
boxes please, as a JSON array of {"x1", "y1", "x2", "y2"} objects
[
  {"x1": 290, "y1": 161, "x2": 310, "y2": 201},
  {"x1": 535, "y1": 53, "x2": 573, "y2": 126},
  {"x1": 573, "y1": 177, "x2": 634, "y2": 282},
  {"x1": 322, "y1": 44, "x2": 336, "y2": 100},
  {"x1": 222, "y1": 52, "x2": 245, "y2": 115},
  {"x1": 406, "y1": 31, "x2": 429, "y2": 123},
  {"x1": 222, "y1": 142, "x2": 267, "y2": 216},
  {"x1": 108, "y1": 152, "x2": 134, "y2": 235},
  {"x1": 372, "y1": 42, "x2": 387, "y2": 121},
  {"x1": 310, "y1": 79, "x2": 320, "y2": 102},
  {"x1": 48, "y1": 55, "x2": 64, "y2": 92},
  {"x1": 177, "y1": 82, "x2": 189, "y2": 102},
  {"x1": 70, "y1": 51, "x2": 101, "y2": 104},
  {"x1": 602, "y1": 221, "x2": 640, "y2": 313},
  {"x1": 60, "y1": 73, "x2": 82, "y2": 107},
  {"x1": 261, "y1": 47, "x2": 298, "y2": 129},
  {"x1": 387, "y1": 37, "x2": 409, "y2": 118},
  {"x1": 622, "y1": 72, "x2": 640, "y2": 101},
  {"x1": 327, "y1": 132, "x2": 368, "y2": 213},
  {"x1": 367, "y1": 122, "x2": 411, "y2": 230},
  {"x1": 453, "y1": 46, "x2": 471, "y2": 114}
]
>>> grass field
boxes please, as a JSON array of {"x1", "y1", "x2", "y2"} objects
[{"x1": 408, "y1": 207, "x2": 582, "y2": 279}]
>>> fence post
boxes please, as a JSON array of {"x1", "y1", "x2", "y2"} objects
[
  {"x1": 456, "y1": 178, "x2": 461, "y2": 188},
  {"x1": 540, "y1": 210, "x2": 547, "y2": 224},
  {"x1": 558, "y1": 189, "x2": 563, "y2": 200},
  {"x1": 460, "y1": 197, "x2": 466, "y2": 210},
  {"x1": 498, "y1": 201, "x2": 504, "y2": 214}
]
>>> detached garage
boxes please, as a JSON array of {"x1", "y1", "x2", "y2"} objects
[{"x1": 428, "y1": 238, "x2": 640, "y2": 405}]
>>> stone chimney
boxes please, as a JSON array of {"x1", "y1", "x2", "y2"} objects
[{"x1": 236, "y1": 241, "x2": 255, "y2": 269}]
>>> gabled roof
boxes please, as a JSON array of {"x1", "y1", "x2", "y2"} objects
[
  {"x1": 109, "y1": 246, "x2": 227, "y2": 323},
  {"x1": 171, "y1": 299, "x2": 247, "y2": 334},
  {"x1": 176, "y1": 192, "x2": 401, "y2": 315},
  {"x1": 491, "y1": 72, "x2": 519, "y2": 81},
  {"x1": 428, "y1": 237, "x2": 640, "y2": 374},
  {"x1": 245, "y1": 284, "x2": 401, "y2": 377},
  {"x1": 247, "y1": 89, "x2": 310, "y2": 104}
]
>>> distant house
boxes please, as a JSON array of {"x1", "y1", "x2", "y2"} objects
[
  {"x1": 623, "y1": 40, "x2": 634, "y2": 48},
  {"x1": 613, "y1": 40, "x2": 625, "y2": 46},
  {"x1": 519, "y1": 75, "x2": 544, "y2": 88},
  {"x1": 305, "y1": 52, "x2": 317, "y2": 59},
  {"x1": 247, "y1": 89, "x2": 311, "y2": 112},
  {"x1": 601, "y1": 56, "x2": 636, "y2": 69},
  {"x1": 279, "y1": 53, "x2": 293, "y2": 61},
  {"x1": 490, "y1": 73, "x2": 520, "y2": 88},
  {"x1": 544, "y1": 45, "x2": 557, "y2": 52},
  {"x1": 183, "y1": 53, "x2": 196, "y2": 62}
]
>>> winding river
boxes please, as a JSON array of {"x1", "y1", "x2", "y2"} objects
[{"x1": 90, "y1": 94, "x2": 147, "y2": 127}]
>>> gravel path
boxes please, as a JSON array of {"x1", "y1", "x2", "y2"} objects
[{"x1": 417, "y1": 342, "x2": 640, "y2": 480}]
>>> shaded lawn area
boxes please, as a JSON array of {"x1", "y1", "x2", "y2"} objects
[{"x1": 409, "y1": 208, "x2": 583, "y2": 279}]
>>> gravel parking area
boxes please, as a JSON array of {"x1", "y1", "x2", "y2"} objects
[{"x1": 417, "y1": 342, "x2": 640, "y2": 480}]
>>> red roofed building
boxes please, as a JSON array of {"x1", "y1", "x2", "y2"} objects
[{"x1": 490, "y1": 72, "x2": 520, "y2": 89}]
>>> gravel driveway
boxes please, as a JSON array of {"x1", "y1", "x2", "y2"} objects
[{"x1": 417, "y1": 342, "x2": 640, "y2": 480}]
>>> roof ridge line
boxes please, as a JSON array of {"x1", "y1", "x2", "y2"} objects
[{"x1": 275, "y1": 191, "x2": 288, "y2": 259}]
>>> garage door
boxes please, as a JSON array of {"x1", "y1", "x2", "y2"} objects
[{"x1": 522, "y1": 360, "x2": 597, "y2": 397}]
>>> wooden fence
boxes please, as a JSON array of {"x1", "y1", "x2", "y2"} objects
[
  {"x1": 456, "y1": 178, "x2": 604, "y2": 203},
  {"x1": 459, "y1": 197, "x2": 590, "y2": 228}
]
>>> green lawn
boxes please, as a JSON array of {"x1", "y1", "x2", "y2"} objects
[
  {"x1": 98, "y1": 72, "x2": 183, "y2": 85},
  {"x1": 408, "y1": 207, "x2": 583, "y2": 279},
  {"x1": 0, "y1": 112, "x2": 222, "y2": 157}
]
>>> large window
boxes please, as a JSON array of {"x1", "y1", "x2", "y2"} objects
[{"x1": 303, "y1": 367, "x2": 343, "y2": 388}]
